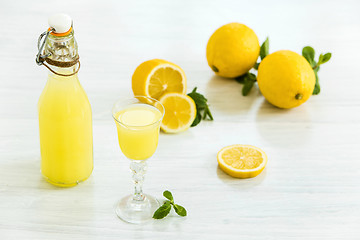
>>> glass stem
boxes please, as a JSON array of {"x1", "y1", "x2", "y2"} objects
[{"x1": 130, "y1": 160, "x2": 147, "y2": 201}]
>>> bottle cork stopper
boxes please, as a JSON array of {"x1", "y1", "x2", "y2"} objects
[{"x1": 48, "y1": 13, "x2": 72, "y2": 34}]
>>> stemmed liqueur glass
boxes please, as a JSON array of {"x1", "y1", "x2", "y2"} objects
[{"x1": 112, "y1": 96, "x2": 165, "y2": 224}]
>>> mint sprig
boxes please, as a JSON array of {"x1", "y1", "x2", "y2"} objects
[
  {"x1": 153, "y1": 190, "x2": 187, "y2": 219},
  {"x1": 187, "y1": 87, "x2": 213, "y2": 127},
  {"x1": 302, "y1": 46, "x2": 332, "y2": 95}
]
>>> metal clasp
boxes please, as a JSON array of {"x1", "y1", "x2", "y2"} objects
[{"x1": 35, "y1": 28, "x2": 54, "y2": 65}]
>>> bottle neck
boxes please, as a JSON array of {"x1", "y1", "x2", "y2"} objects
[{"x1": 45, "y1": 31, "x2": 78, "y2": 63}]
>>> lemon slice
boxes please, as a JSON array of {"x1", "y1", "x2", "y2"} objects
[
  {"x1": 159, "y1": 93, "x2": 196, "y2": 133},
  {"x1": 132, "y1": 59, "x2": 187, "y2": 100},
  {"x1": 217, "y1": 144, "x2": 267, "y2": 178}
]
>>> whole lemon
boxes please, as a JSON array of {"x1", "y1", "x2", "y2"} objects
[
  {"x1": 206, "y1": 23, "x2": 260, "y2": 78},
  {"x1": 257, "y1": 50, "x2": 315, "y2": 109}
]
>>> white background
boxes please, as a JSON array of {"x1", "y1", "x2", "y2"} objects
[{"x1": 0, "y1": 0, "x2": 359, "y2": 239}]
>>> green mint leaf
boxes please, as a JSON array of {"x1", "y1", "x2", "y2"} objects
[
  {"x1": 174, "y1": 204, "x2": 187, "y2": 217},
  {"x1": 191, "y1": 111, "x2": 202, "y2": 127},
  {"x1": 235, "y1": 73, "x2": 247, "y2": 84},
  {"x1": 153, "y1": 201, "x2": 171, "y2": 219},
  {"x1": 302, "y1": 46, "x2": 315, "y2": 65},
  {"x1": 187, "y1": 87, "x2": 214, "y2": 127},
  {"x1": 163, "y1": 190, "x2": 173, "y2": 201},
  {"x1": 318, "y1": 53, "x2": 324, "y2": 64},
  {"x1": 321, "y1": 53, "x2": 331, "y2": 64},
  {"x1": 260, "y1": 37, "x2": 269, "y2": 60},
  {"x1": 312, "y1": 71, "x2": 320, "y2": 95},
  {"x1": 205, "y1": 106, "x2": 214, "y2": 120},
  {"x1": 187, "y1": 88, "x2": 207, "y2": 109},
  {"x1": 242, "y1": 77, "x2": 255, "y2": 96},
  {"x1": 247, "y1": 72, "x2": 257, "y2": 81}
]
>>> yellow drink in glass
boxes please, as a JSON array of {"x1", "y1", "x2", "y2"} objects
[
  {"x1": 112, "y1": 96, "x2": 164, "y2": 224},
  {"x1": 38, "y1": 71, "x2": 93, "y2": 187},
  {"x1": 114, "y1": 104, "x2": 162, "y2": 160}
]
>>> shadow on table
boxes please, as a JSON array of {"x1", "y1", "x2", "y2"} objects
[
  {"x1": 216, "y1": 165, "x2": 267, "y2": 189},
  {"x1": 0, "y1": 156, "x2": 97, "y2": 223},
  {"x1": 150, "y1": 213, "x2": 187, "y2": 232},
  {"x1": 255, "y1": 99, "x2": 313, "y2": 148},
  {"x1": 205, "y1": 75, "x2": 263, "y2": 114}
]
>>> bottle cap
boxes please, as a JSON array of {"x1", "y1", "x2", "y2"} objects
[{"x1": 48, "y1": 13, "x2": 72, "y2": 35}]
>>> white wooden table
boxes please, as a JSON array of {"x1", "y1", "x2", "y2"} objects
[{"x1": 1, "y1": 0, "x2": 359, "y2": 239}]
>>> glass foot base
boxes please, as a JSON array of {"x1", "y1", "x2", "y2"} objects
[{"x1": 115, "y1": 194, "x2": 160, "y2": 224}]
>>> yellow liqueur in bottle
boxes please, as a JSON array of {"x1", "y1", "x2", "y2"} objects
[{"x1": 36, "y1": 14, "x2": 93, "y2": 187}]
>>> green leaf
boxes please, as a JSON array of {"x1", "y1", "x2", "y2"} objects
[
  {"x1": 187, "y1": 87, "x2": 214, "y2": 127},
  {"x1": 302, "y1": 46, "x2": 315, "y2": 65},
  {"x1": 153, "y1": 201, "x2": 171, "y2": 219},
  {"x1": 191, "y1": 111, "x2": 202, "y2": 127},
  {"x1": 241, "y1": 73, "x2": 257, "y2": 96},
  {"x1": 253, "y1": 62, "x2": 260, "y2": 70},
  {"x1": 247, "y1": 72, "x2": 257, "y2": 81},
  {"x1": 235, "y1": 73, "x2": 247, "y2": 84},
  {"x1": 312, "y1": 71, "x2": 320, "y2": 95},
  {"x1": 242, "y1": 79, "x2": 254, "y2": 96},
  {"x1": 187, "y1": 87, "x2": 207, "y2": 109},
  {"x1": 321, "y1": 53, "x2": 332, "y2": 64},
  {"x1": 163, "y1": 190, "x2": 173, "y2": 201},
  {"x1": 174, "y1": 204, "x2": 187, "y2": 217},
  {"x1": 318, "y1": 53, "x2": 324, "y2": 64},
  {"x1": 153, "y1": 190, "x2": 187, "y2": 220},
  {"x1": 260, "y1": 37, "x2": 269, "y2": 60},
  {"x1": 205, "y1": 106, "x2": 214, "y2": 120}
]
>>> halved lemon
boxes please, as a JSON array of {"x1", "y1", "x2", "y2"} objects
[
  {"x1": 159, "y1": 93, "x2": 196, "y2": 133},
  {"x1": 132, "y1": 59, "x2": 187, "y2": 100},
  {"x1": 217, "y1": 144, "x2": 267, "y2": 178}
]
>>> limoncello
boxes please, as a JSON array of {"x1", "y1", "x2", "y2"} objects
[
  {"x1": 114, "y1": 104, "x2": 162, "y2": 160},
  {"x1": 37, "y1": 14, "x2": 93, "y2": 187}
]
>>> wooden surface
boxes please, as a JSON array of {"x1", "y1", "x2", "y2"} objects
[{"x1": 1, "y1": 0, "x2": 360, "y2": 239}]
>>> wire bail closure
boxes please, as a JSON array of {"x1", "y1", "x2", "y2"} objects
[
  {"x1": 36, "y1": 28, "x2": 54, "y2": 66},
  {"x1": 35, "y1": 28, "x2": 80, "y2": 77}
]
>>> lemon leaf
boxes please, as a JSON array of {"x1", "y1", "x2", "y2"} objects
[
  {"x1": 241, "y1": 73, "x2": 257, "y2": 96},
  {"x1": 187, "y1": 87, "x2": 213, "y2": 126},
  {"x1": 235, "y1": 73, "x2": 247, "y2": 83},
  {"x1": 191, "y1": 111, "x2": 202, "y2": 127},
  {"x1": 320, "y1": 53, "x2": 332, "y2": 64},
  {"x1": 260, "y1": 37, "x2": 269, "y2": 60},
  {"x1": 307, "y1": 49, "x2": 331, "y2": 95},
  {"x1": 313, "y1": 71, "x2": 320, "y2": 95},
  {"x1": 302, "y1": 46, "x2": 315, "y2": 65}
]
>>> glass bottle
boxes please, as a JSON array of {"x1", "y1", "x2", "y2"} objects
[{"x1": 36, "y1": 14, "x2": 93, "y2": 187}]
